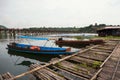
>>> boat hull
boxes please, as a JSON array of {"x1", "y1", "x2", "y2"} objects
[
  {"x1": 7, "y1": 48, "x2": 73, "y2": 54},
  {"x1": 7, "y1": 43, "x2": 73, "y2": 55},
  {"x1": 56, "y1": 39, "x2": 104, "y2": 46}
]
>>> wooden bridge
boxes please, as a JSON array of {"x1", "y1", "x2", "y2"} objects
[
  {"x1": 0, "y1": 40, "x2": 120, "y2": 80},
  {"x1": 0, "y1": 28, "x2": 78, "y2": 36}
]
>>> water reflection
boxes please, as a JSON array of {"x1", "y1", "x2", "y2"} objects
[
  {"x1": 16, "y1": 61, "x2": 34, "y2": 67},
  {"x1": 8, "y1": 50, "x2": 60, "y2": 67}
]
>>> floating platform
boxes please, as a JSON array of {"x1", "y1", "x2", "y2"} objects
[{"x1": 0, "y1": 72, "x2": 14, "y2": 80}]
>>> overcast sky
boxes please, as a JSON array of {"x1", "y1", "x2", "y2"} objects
[{"x1": 0, "y1": 0, "x2": 120, "y2": 28}]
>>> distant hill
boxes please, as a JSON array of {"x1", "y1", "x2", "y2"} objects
[{"x1": 0, "y1": 25, "x2": 7, "y2": 29}]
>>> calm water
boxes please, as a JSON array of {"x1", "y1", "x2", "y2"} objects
[
  {"x1": 0, "y1": 36, "x2": 62, "y2": 80},
  {"x1": 0, "y1": 33, "x2": 97, "y2": 80}
]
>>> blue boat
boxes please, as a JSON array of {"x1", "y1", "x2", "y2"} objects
[{"x1": 7, "y1": 36, "x2": 74, "y2": 55}]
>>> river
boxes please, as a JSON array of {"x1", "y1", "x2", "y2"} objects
[{"x1": 0, "y1": 33, "x2": 97, "y2": 80}]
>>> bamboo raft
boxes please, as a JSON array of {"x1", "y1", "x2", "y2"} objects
[
  {"x1": 28, "y1": 40, "x2": 120, "y2": 80},
  {"x1": 0, "y1": 72, "x2": 14, "y2": 80},
  {"x1": 0, "y1": 40, "x2": 120, "y2": 80},
  {"x1": 97, "y1": 41, "x2": 120, "y2": 80}
]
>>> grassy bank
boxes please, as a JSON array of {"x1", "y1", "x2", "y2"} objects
[
  {"x1": 92, "y1": 36, "x2": 120, "y2": 40},
  {"x1": 74, "y1": 36, "x2": 120, "y2": 40}
]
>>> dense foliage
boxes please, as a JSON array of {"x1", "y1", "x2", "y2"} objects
[
  {"x1": 78, "y1": 24, "x2": 106, "y2": 33},
  {"x1": 27, "y1": 23, "x2": 106, "y2": 33},
  {"x1": 0, "y1": 23, "x2": 107, "y2": 33},
  {"x1": 28, "y1": 27, "x2": 78, "y2": 32}
]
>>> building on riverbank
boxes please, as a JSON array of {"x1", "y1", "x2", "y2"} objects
[{"x1": 97, "y1": 26, "x2": 120, "y2": 36}]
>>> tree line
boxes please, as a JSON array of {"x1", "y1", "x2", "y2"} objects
[{"x1": 0, "y1": 23, "x2": 108, "y2": 33}]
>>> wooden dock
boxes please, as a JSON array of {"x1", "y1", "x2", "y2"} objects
[
  {"x1": 97, "y1": 40, "x2": 120, "y2": 80},
  {"x1": 0, "y1": 40, "x2": 120, "y2": 80}
]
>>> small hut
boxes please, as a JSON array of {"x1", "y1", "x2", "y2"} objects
[{"x1": 97, "y1": 26, "x2": 120, "y2": 37}]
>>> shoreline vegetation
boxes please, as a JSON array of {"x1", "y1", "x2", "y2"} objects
[
  {"x1": 1, "y1": 23, "x2": 120, "y2": 41},
  {"x1": 74, "y1": 36, "x2": 120, "y2": 40},
  {"x1": 0, "y1": 23, "x2": 107, "y2": 33}
]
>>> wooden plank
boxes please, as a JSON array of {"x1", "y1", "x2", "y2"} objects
[
  {"x1": 30, "y1": 64, "x2": 67, "y2": 80},
  {"x1": 0, "y1": 72, "x2": 15, "y2": 80},
  {"x1": 52, "y1": 65, "x2": 89, "y2": 80},
  {"x1": 94, "y1": 46, "x2": 114, "y2": 50},
  {"x1": 89, "y1": 51, "x2": 110, "y2": 55},
  {"x1": 7, "y1": 72, "x2": 14, "y2": 78},
  {"x1": 55, "y1": 61, "x2": 93, "y2": 79},
  {"x1": 68, "y1": 56, "x2": 97, "y2": 66},
  {"x1": 0, "y1": 75, "x2": 3, "y2": 80},
  {"x1": 90, "y1": 49, "x2": 112, "y2": 53},
  {"x1": 78, "y1": 52, "x2": 107, "y2": 62},
  {"x1": 3, "y1": 73, "x2": 12, "y2": 80}
]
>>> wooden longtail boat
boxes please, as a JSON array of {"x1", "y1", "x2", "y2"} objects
[
  {"x1": 7, "y1": 36, "x2": 79, "y2": 55},
  {"x1": 55, "y1": 39, "x2": 104, "y2": 46},
  {"x1": 7, "y1": 42, "x2": 73, "y2": 55}
]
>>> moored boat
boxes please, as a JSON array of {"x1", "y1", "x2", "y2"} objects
[
  {"x1": 55, "y1": 39, "x2": 105, "y2": 46},
  {"x1": 7, "y1": 42, "x2": 73, "y2": 55},
  {"x1": 7, "y1": 35, "x2": 79, "y2": 55}
]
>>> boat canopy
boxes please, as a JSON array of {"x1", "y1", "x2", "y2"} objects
[{"x1": 18, "y1": 35, "x2": 48, "y2": 40}]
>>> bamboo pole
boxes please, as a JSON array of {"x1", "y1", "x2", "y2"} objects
[
  {"x1": 90, "y1": 68, "x2": 103, "y2": 80},
  {"x1": 0, "y1": 75, "x2": 3, "y2": 80}
]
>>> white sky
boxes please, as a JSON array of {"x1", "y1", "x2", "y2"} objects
[{"x1": 0, "y1": 0, "x2": 120, "y2": 28}]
